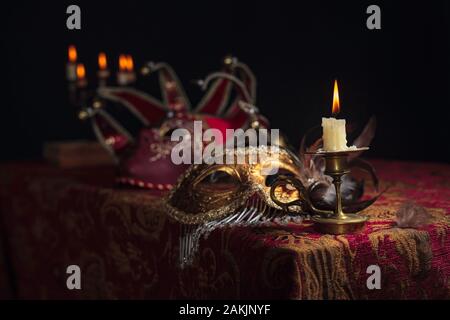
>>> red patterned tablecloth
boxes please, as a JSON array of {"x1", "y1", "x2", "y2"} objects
[{"x1": 0, "y1": 160, "x2": 449, "y2": 299}]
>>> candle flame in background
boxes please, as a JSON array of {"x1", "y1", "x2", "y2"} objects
[
  {"x1": 119, "y1": 54, "x2": 127, "y2": 71},
  {"x1": 332, "y1": 79, "x2": 340, "y2": 115},
  {"x1": 126, "y1": 55, "x2": 134, "y2": 71},
  {"x1": 68, "y1": 45, "x2": 77, "y2": 63},
  {"x1": 76, "y1": 63, "x2": 86, "y2": 79},
  {"x1": 98, "y1": 52, "x2": 107, "y2": 70}
]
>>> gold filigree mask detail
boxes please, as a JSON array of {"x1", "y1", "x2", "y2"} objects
[{"x1": 166, "y1": 146, "x2": 304, "y2": 225}]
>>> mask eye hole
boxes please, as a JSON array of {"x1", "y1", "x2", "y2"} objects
[
  {"x1": 265, "y1": 169, "x2": 296, "y2": 187},
  {"x1": 208, "y1": 171, "x2": 237, "y2": 184},
  {"x1": 194, "y1": 168, "x2": 241, "y2": 193},
  {"x1": 171, "y1": 167, "x2": 241, "y2": 214}
]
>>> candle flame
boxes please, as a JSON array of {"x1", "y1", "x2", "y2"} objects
[
  {"x1": 126, "y1": 55, "x2": 134, "y2": 71},
  {"x1": 98, "y1": 52, "x2": 107, "y2": 70},
  {"x1": 332, "y1": 79, "x2": 340, "y2": 115},
  {"x1": 76, "y1": 63, "x2": 86, "y2": 79},
  {"x1": 119, "y1": 54, "x2": 127, "y2": 71},
  {"x1": 68, "y1": 45, "x2": 77, "y2": 63}
]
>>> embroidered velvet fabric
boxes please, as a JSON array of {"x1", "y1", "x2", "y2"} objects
[{"x1": 0, "y1": 160, "x2": 449, "y2": 299}]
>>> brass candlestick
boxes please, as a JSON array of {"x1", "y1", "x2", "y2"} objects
[{"x1": 306, "y1": 147, "x2": 369, "y2": 234}]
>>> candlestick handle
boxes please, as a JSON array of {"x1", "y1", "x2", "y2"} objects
[{"x1": 269, "y1": 176, "x2": 334, "y2": 216}]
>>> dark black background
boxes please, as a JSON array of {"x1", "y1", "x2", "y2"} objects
[{"x1": 1, "y1": 0, "x2": 449, "y2": 162}]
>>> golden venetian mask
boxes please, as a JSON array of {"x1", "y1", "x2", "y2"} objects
[
  {"x1": 166, "y1": 146, "x2": 307, "y2": 223},
  {"x1": 165, "y1": 145, "x2": 308, "y2": 266}
]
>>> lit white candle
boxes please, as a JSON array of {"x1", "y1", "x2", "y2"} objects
[
  {"x1": 117, "y1": 54, "x2": 129, "y2": 86},
  {"x1": 321, "y1": 80, "x2": 349, "y2": 151},
  {"x1": 66, "y1": 45, "x2": 77, "y2": 81},
  {"x1": 322, "y1": 117, "x2": 348, "y2": 151},
  {"x1": 76, "y1": 63, "x2": 87, "y2": 88},
  {"x1": 97, "y1": 52, "x2": 110, "y2": 86},
  {"x1": 125, "y1": 55, "x2": 136, "y2": 84}
]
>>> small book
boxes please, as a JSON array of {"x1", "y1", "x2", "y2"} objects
[{"x1": 43, "y1": 140, "x2": 116, "y2": 168}]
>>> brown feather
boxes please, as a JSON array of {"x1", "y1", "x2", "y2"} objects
[
  {"x1": 349, "y1": 158, "x2": 379, "y2": 191},
  {"x1": 349, "y1": 116, "x2": 377, "y2": 160},
  {"x1": 353, "y1": 116, "x2": 377, "y2": 147},
  {"x1": 395, "y1": 202, "x2": 432, "y2": 228},
  {"x1": 299, "y1": 126, "x2": 321, "y2": 163}
]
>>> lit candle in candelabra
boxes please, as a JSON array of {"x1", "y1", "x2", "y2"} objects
[
  {"x1": 321, "y1": 80, "x2": 354, "y2": 151},
  {"x1": 97, "y1": 52, "x2": 110, "y2": 86},
  {"x1": 117, "y1": 54, "x2": 129, "y2": 86},
  {"x1": 66, "y1": 45, "x2": 77, "y2": 81},
  {"x1": 126, "y1": 54, "x2": 136, "y2": 84},
  {"x1": 76, "y1": 63, "x2": 87, "y2": 88}
]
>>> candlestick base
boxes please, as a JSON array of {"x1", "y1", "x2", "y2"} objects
[
  {"x1": 306, "y1": 147, "x2": 371, "y2": 235},
  {"x1": 311, "y1": 213, "x2": 368, "y2": 235}
]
